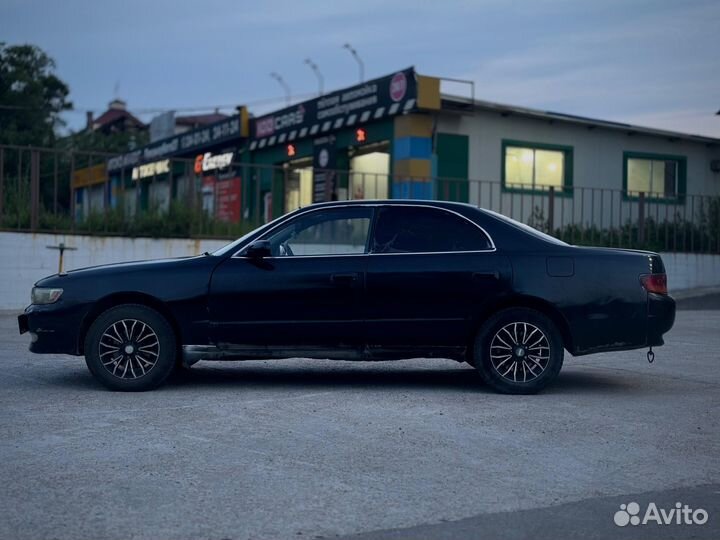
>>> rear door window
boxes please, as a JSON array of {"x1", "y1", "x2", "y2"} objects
[{"x1": 371, "y1": 206, "x2": 492, "y2": 253}]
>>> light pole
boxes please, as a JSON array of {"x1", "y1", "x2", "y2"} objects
[
  {"x1": 304, "y1": 58, "x2": 324, "y2": 96},
  {"x1": 270, "y1": 72, "x2": 291, "y2": 106},
  {"x1": 343, "y1": 43, "x2": 364, "y2": 83}
]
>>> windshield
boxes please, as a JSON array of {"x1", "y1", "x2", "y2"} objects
[{"x1": 483, "y1": 209, "x2": 568, "y2": 246}]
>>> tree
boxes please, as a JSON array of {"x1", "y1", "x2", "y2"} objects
[{"x1": 0, "y1": 42, "x2": 72, "y2": 147}]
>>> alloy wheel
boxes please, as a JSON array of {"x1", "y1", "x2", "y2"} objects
[
  {"x1": 489, "y1": 322, "x2": 550, "y2": 383},
  {"x1": 98, "y1": 319, "x2": 160, "y2": 379}
]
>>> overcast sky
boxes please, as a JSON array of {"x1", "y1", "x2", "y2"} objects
[{"x1": 2, "y1": 0, "x2": 719, "y2": 137}]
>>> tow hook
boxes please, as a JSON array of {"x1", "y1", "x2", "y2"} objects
[{"x1": 647, "y1": 346, "x2": 655, "y2": 364}]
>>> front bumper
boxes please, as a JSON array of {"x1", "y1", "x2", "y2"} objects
[
  {"x1": 647, "y1": 292, "x2": 676, "y2": 346},
  {"x1": 18, "y1": 303, "x2": 87, "y2": 355}
]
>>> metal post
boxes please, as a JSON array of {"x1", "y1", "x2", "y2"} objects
[
  {"x1": 682, "y1": 194, "x2": 688, "y2": 252},
  {"x1": 17, "y1": 149, "x2": 23, "y2": 229},
  {"x1": 609, "y1": 190, "x2": 614, "y2": 247},
  {"x1": 689, "y1": 195, "x2": 694, "y2": 253},
  {"x1": 30, "y1": 150, "x2": 40, "y2": 231},
  {"x1": 70, "y1": 152, "x2": 75, "y2": 230},
  {"x1": 120, "y1": 163, "x2": 126, "y2": 221},
  {"x1": 579, "y1": 188, "x2": 584, "y2": 244},
  {"x1": 664, "y1": 199, "x2": 669, "y2": 251},
  {"x1": 673, "y1": 201, "x2": 678, "y2": 253},
  {"x1": 590, "y1": 188, "x2": 595, "y2": 245},
  {"x1": 637, "y1": 192, "x2": 645, "y2": 246},
  {"x1": 53, "y1": 150, "x2": 58, "y2": 218},
  {"x1": 0, "y1": 147, "x2": 4, "y2": 223},
  {"x1": 618, "y1": 192, "x2": 623, "y2": 247},
  {"x1": 548, "y1": 186, "x2": 555, "y2": 234}
]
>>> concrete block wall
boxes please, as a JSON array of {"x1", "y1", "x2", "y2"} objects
[
  {"x1": 0, "y1": 232, "x2": 717, "y2": 309},
  {"x1": 0, "y1": 232, "x2": 227, "y2": 309},
  {"x1": 660, "y1": 252, "x2": 720, "y2": 293}
]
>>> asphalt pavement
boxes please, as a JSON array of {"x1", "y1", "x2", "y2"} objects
[{"x1": 0, "y1": 301, "x2": 718, "y2": 540}]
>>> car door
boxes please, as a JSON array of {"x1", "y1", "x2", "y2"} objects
[
  {"x1": 365, "y1": 205, "x2": 511, "y2": 348},
  {"x1": 208, "y1": 206, "x2": 373, "y2": 348}
]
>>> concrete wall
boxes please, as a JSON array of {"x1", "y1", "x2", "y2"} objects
[
  {"x1": 0, "y1": 232, "x2": 228, "y2": 309},
  {"x1": 661, "y1": 252, "x2": 720, "y2": 293},
  {"x1": 1, "y1": 231, "x2": 717, "y2": 309}
]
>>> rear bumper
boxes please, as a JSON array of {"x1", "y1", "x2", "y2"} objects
[
  {"x1": 647, "y1": 292, "x2": 676, "y2": 346},
  {"x1": 18, "y1": 303, "x2": 86, "y2": 355}
]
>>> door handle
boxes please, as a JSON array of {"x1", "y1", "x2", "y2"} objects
[
  {"x1": 331, "y1": 273, "x2": 360, "y2": 286},
  {"x1": 473, "y1": 271, "x2": 500, "y2": 280}
]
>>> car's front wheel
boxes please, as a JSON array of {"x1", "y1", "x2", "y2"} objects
[
  {"x1": 84, "y1": 304, "x2": 176, "y2": 391},
  {"x1": 473, "y1": 308, "x2": 563, "y2": 394}
]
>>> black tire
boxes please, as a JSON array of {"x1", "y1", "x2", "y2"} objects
[
  {"x1": 473, "y1": 308, "x2": 563, "y2": 394},
  {"x1": 84, "y1": 304, "x2": 176, "y2": 391}
]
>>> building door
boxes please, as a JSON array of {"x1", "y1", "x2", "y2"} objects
[
  {"x1": 284, "y1": 157, "x2": 313, "y2": 212},
  {"x1": 350, "y1": 142, "x2": 390, "y2": 200}
]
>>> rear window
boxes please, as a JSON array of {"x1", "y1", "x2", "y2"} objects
[
  {"x1": 483, "y1": 209, "x2": 568, "y2": 246},
  {"x1": 371, "y1": 206, "x2": 493, "y2": 253}
]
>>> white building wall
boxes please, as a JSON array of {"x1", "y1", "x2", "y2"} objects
[{"x1": 436, "y1": 111, "x2": 720, "y2": 227}]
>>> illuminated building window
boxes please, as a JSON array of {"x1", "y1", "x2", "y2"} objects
[{"x1": 503, "y1": 141, "x2": 572, "y2": 192}]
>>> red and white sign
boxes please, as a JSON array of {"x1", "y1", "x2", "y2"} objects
[
  {"x1": 215, "y1": 177, "x2": 242, "y2": 223},
  {"x1": 390, "y1": 72, "x2": 407, "y2": 102}
]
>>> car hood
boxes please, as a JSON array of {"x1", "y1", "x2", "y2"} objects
[{"x1": 35, "y1": 255, "x2": 209, "y2": 287}]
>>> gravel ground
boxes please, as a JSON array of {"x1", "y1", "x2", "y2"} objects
[{"x1": 0, "y1": 305, "x2": 718, "y2": 540}]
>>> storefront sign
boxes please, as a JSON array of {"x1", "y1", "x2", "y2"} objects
[
  {"x1": 132, "y1": 159, "x2": 170, "y2": 180},
  {"x1": 313, "y1": 136, "x2": 337, "y2": 203},
  {"x1": 108, "y1": 115, "x2": 244, "y2": 172},
  {"x1": 72, "y1": 163, "x2": 107, "y2": 189},
  {"x1": 201, "y1": 176, "x2": 242, "y2": 223},
  {"x1": 251, "y1": 68, "x2": 417, "y2": 148},
  {"x1": 194, "y1": 151, "x2": 234, "y2": 174},
  {"x1": 216, "y1": 177, "x2": 242, "y2": 223}
]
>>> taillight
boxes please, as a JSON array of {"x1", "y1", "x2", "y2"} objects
[{"x1": 640, "y1": 273, "x2": 668, "y2": 295}]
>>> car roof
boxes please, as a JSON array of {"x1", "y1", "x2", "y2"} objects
[{"x1": 300, "y1": 199, "x2": 479, "y2": 212}]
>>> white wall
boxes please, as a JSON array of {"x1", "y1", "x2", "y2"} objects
[
  {"x1": 660, "y1": 252, "x2": 720, "y2": 293},
  {"x1": 1, "y1": 231, "x2": 717, "y2": 309},
  {"x1": 437, "y1": 110, "x2": 720, "y2": 227},
  {"x1": 0, "y1": 232, "x2": 228, "y2": 309}
]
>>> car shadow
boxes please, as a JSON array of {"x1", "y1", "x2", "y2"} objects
[
  {"x1": 168, "y1": 362, "x2": 487, "y2": 393},
  {"x1": 42, "y1": 359, "x2": 634, "y2": 395},
  {"x1": 159, "y1": 360, "x2": 633, "y2": 395}
]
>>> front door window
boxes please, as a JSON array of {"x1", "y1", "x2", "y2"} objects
[{"x1": 263, "y1": 207, "x2": 373, "y2": 257}]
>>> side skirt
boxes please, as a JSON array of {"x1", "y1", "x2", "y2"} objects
[{"x1": 182, "y1": 344, "x2": 467, "y2": 366}]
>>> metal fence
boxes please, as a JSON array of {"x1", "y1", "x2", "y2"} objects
[{"x1": 1, "y1": 144, "x2": 718, "y2": 253}]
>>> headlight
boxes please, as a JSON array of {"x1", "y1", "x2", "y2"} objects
[{"x1": 31, "y1": 287, "x2": 63, "y2": 305}]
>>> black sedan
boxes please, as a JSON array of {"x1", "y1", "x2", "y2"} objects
[{"x1": 18, "y1": 200, "x2": 676, "y2": 394}]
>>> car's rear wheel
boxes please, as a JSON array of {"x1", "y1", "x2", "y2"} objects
[
  {"x1": 473, "y1": 308, "x2": 563, "y2": 394},
  {"x1": 84, "y1": 304, "x2": 176, "y2": 391}
]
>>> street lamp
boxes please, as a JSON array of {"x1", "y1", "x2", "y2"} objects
[
  {"x1": 270, "y1": 72, "x2": 291, "y2": 106},
  {"x1": 342, "y1": 43, "x2": 365, "y2": 83},
  {"x1": 304, "y1": 58, "x2": 324, "y2": 96}
]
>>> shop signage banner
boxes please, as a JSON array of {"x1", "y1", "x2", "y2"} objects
[
  {"x1": 313, "y1": 136, "x2": 337, "y2": 203},
  {"x1": 108, "y1": 115, "x2": 243, "y2": 172},
  {"x1": 132, "y1": 159, "x2": 170, "y2": 180},
  {"x1": 194, "y1": 151, "x2": 235, "y2": 174},
  {"x1": 251, "y1": 67, "x2": 417, "y2": 149},
  {"x1": 216, "y1": 177, "x2": 242, "y2": 223}
]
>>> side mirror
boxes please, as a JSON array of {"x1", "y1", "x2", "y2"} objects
[{"x1": 246, "y1": 240, "x2": 272, "y2": 259}]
